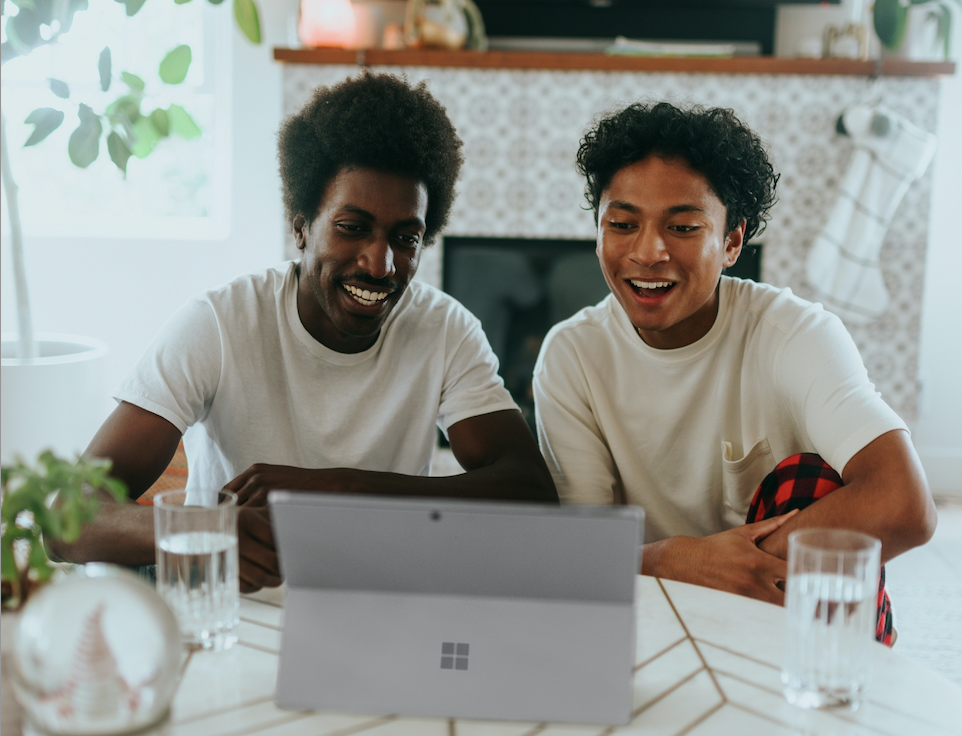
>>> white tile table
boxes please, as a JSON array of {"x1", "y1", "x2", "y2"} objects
[{"x1": 169, "y1": 578, "x2": 962, "y2": 736}]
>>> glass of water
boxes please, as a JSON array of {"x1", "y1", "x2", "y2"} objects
[
  {"x1": 153, "y1": 489, "x2": 240, "y2": 651},
  {"x1": 782, "y1": 528, "x2": 881, "y2": 710}
]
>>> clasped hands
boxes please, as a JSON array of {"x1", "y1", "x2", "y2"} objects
[{"x1": 643, "y1": 509, "x2": 799, "y2": 606}]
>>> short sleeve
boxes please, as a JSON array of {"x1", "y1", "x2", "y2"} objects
[
  {"x1": 114, "y1": 298, "x2": 223, "y2": 434},
  {"x1": 435, "y1": 307, "x2": 518, "y2": 435},
  {"x1": 774, "y1": 308, "x2": 907, "y2": 473},
  {"x1": 533, "y1": 328, "x2": 620, "y2": 505}
]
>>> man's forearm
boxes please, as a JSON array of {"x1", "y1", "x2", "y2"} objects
[
  {"x1": 758, "y1": 431, "x2": 936, "y2": 564},
  {"x1": 229, "y1": 455, "x2": 558, "y2": 507},
  {"x1": 358, "y1": 458, "x2": 557, "y2": 503},
  {"x1": 756, "y1": 480, "x2": 934, "y2": 563},
  {"x1": 47, "y1": 499, "x2": 156, "y2": 567}
]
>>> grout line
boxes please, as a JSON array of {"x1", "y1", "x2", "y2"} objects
[
  {"x1": 657, "y1": 578, "x2": 727, "y2": 704},
  {"x1": 172, "y1": 695, "x2": 276, "y2": 725},
  {"x1": 237, "y1": 640, "x2": 280, "y2": 656},
  {"x1": 725, "y1": 700, "x2": 865, "y2": 735},
  {"x1": 320, "y1": 715, "x2": 399, "y2": 736},
  {"x1": 240, "y1": 616, "x2": 281, "y2": 631},
  {"x1": 519, "y1": 725, "x2": 548, "y2": 736},
  {"x1": 713, "y1": 669, "x2": 932, "y2": 736},
  {"x1": 720, "y1": 674, "x2": 894, "y2": 736},
  {"x1": 694, "y1": 639, "x2": 780, "y2": 671},
  {"x1": 634, "y1": 636, "x2": 689, "y2": 672},
  {"x1": 227, "y1": 712, "x2": 317, "y2": 736},
  {"x1": 632, "y1": 667, "x2": 706, "y2": 719},
  {"x1": 673, "y1": 701, "x2": 724, "y2": 736}
]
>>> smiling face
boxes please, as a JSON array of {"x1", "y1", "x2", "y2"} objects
[
  {"x1": 596, "y1": 154, "x2": 745, "y2": 350},
  {"x1": 294, "y1": 166, "x2": 429, "y2": 353}
]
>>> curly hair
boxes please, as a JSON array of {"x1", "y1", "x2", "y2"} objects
[
  {"x1": 577, "y1": 102, "x2": 778, "y2": 242},
  {"x1": 277, "y1": 72, "x2": 464, "y2": 246}
]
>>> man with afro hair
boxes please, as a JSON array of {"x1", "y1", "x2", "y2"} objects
[
  {"x1": 51, "y1": 73, "x2": 557, "y2": 591},
  {"x1": 533, "y1": 102, "x2": 934, "y2": 640}
]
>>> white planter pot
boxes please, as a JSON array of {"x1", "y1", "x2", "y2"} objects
[
  {"x1": 882, "y1": 6, "x2": 945, "y2": 61},
  {"x1": 1, "y1": 334, "x2": 109, "y2": 464}
]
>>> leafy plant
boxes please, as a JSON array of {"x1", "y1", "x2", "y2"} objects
[
  {"x1": 0, "y1": 0, "x2": 262, "y2": 360},
  {"x1": 1, "y1": 451, "x2": 127, "y2": 609},
  {"x1": 874, "y1": 0, "x2": 961, "y2": 60}
]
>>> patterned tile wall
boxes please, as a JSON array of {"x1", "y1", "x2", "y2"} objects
[{"x1": 283, "y1": 65, "x2": 940, "y2": 421}]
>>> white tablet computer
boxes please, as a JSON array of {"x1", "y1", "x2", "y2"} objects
[{"x1": 268, "y1": 493, "x2": 643, "y2": 725}]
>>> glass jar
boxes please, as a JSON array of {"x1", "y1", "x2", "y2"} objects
[{"x1": 7, "y1": 563, "x2": 183, "y2": 735}]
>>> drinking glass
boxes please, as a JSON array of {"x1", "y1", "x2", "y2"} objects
[
  {"x1": 782, "y1": 528, "x2": 881, "y2": 710},
  {"x1": 153, "y1": 490, "x2": 239, "y2": 651}
]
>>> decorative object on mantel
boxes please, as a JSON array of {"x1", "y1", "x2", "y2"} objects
[
  {"x1": 824, "y1": 22, "x2": 870, "y2": 59},
  {"x1": 605, "y1": 36, "x2": 742, "y2": 58},
  {"x1": 6, "y1": 564, "x2": 182, "y2": 736},
  {"x1": 874, "y1": 0, "x2": 961, "y2": 61},
  {"x1": 805, "y1": 103, "x2": 936, "y2": 325},
  {"x1": 404, "y1": 0, "x2": 488, "y2": 50},
  {"x1": 298, "y1": 0, "x2": 357, "y2": 48}
]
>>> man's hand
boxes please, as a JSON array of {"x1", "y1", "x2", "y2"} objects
[
  {"x1": 223, "y1": 410, "x2": 558, "y2": 507},
  {"x1": 225, "y1": 464, "x2": 352, "y2": 507},
  {"x1": 237, "y1": 506, "x2": 283, "y2": 593},
  {"x1": 642, "y1": 510, "x2": 799, "y2": 605}
]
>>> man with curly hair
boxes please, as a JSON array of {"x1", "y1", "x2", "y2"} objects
[
  {"x1": 53, "y1": 73, "x2": 557, "y2": 591},
  {"x1": 533, "y1": 102, "x2": 935, "y2": 636}
]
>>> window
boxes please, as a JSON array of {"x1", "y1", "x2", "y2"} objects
[{"x1": 0, "y1": 0, "x2": 231, "y2": 239}]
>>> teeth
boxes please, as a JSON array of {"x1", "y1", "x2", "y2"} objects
[
  {"x1": 344, "y1": 284, "x2": 388, "y2": 305},
  {"x1": 630, "y1": 280, "x2": 674, "y2": 290}
]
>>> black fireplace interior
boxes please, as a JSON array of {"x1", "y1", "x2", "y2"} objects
[
  {"x1": 441, "y1": 236, "x2": 763, "y2": 438},
  {"x1": 474, "y1": 0, "x2": 838, "y2": 57}
]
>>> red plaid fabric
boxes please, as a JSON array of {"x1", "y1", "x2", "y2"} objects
[{"x1": 746, "y1": 453, "x2": 894, "y2": 647}]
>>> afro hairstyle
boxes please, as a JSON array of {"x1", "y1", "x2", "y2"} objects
[
  {"x1": 277, "y1": 72, "x2": 463, "y2": 246},
  {"x1": 576, "y1": 102, "x2": 778, "y2": 242}
]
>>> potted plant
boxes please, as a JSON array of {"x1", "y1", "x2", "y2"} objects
[
  {"x1": 0, "y1": 0, "x2": 261, "y2": 464},
  {"x1": 874, "y1": 0, "x2": 961, "y2": 61},
  {"x1": 1, "y1": 450, "x2": 127, "y2": 609},
  {"x1": 1, "y1": 450, "x2": 127, "y2": 730}
]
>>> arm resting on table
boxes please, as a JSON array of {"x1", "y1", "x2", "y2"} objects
[
  {"x1": 46, "y1": 401, "x2": 181, "y2": 566},
  {"x1": 757, "y1": 428, "x2": 937, "y2": 564},
  {"x1": 225, "y1": 409, "x2": 559, "y2": 507}
]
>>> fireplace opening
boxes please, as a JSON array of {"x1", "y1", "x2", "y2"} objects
[
  {"x1": 441, "y1": 236, "x2": 762, "y2": 438},
  {"x1": 442, "y1": 236, "x2": 609, "y2": 436}
]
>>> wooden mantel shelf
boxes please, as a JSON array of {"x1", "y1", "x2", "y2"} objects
[{"x1": 274, "y1": 47, "x2": 955, "y2": 77}]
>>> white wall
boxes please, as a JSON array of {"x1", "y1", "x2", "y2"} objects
[
  {"x1": 774, "y1": 4, "x2": 961, "y2": 494},
  {"x1": 915, "y1": 19, "x2": 962, "y2": 496}
]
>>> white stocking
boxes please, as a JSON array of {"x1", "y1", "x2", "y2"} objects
[{"x1": 805, "y1": 104, "x2": 936, "y2": 324}]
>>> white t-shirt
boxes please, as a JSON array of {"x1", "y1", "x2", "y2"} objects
[
  {"x1": 117, "y1": 263, "x2": 517, "y2": 503},
  {"x1": 533, "y1": 277, "x2": 906, "y2": 544}
]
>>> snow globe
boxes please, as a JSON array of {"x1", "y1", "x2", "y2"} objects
[{"x1": 7, "y1": 563, "x2": 183, "y2": 735}]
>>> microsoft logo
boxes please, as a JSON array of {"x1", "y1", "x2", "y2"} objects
[{"x1": 440, "y1": 642, "x2": 469, "y2": 670}]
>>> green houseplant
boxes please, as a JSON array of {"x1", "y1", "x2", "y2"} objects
[
  {"x1": 1, "y1": 0, "x2": 262, "y2": 465},
  {"x1": 874, "y1": 0, "x2": 961, "y2": 60},
  {"x1": 1, "y1": 451, "x2": 127, "y2": 610},
  {"x1": 1, "y1": 0, "x2": 263, "y2": 361}
]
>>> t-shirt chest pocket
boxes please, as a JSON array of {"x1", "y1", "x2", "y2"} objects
[{"x1": 720, "y1": 438, "x2": 774, "y2": 528}]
